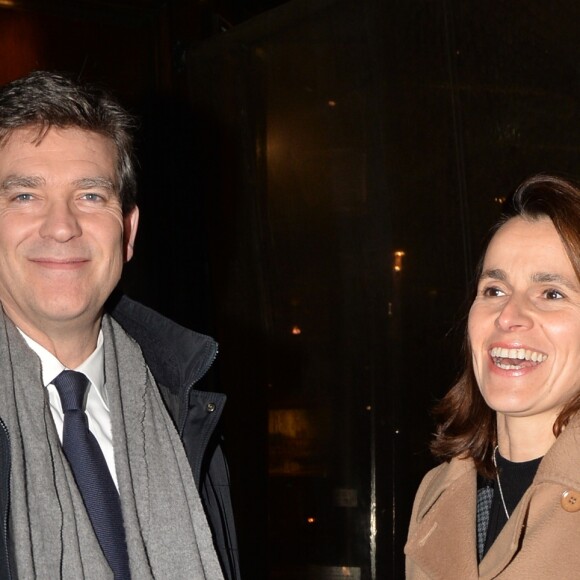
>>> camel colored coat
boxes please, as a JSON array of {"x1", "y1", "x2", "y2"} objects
[{"x1": 405, "y1": 415, "x2": 580, "y2": 579}]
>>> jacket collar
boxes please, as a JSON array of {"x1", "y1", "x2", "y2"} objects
[{"x1": 107, "y1": 293, "x2": 218, "y2": 396}]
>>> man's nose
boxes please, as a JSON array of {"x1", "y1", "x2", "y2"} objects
[{"x1": 38, "y1": 200, "x2": 82, "y2": 242}]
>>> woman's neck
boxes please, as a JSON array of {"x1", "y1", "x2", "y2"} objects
[{"x1": 496, "y1": 412, "x2": 557, "y2": 462}]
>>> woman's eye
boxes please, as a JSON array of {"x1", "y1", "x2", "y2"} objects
[
  {"x1": 544, "y1": 289, "x2": 564, "y2": 300},
  {"x1": 482, "y1": 286, "x2": 505, "y2": 297}
]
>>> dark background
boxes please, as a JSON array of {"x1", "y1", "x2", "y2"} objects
[{"x1": 3, "y1": 1, "x2": 580, "y2": 578}]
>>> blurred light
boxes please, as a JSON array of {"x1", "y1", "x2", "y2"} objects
[
  {"x1": 365, "y1": 405, "x2": 372, "y2": 411},
  {"x1": 291, "y1": 325, "x2": 302, "y2": 335},
  {"x1": 0, "y1": 0, "x2": 16, "y2": 5},
  {"x1": 328, "y1": 99, "x2": 337, "y2": 107},
  {"x1": 393, "y1": 250, "x2": 406, "y2": 272},
  {"x1": 307, "y1": 517, "x2": 316, "y2": 524},
  {"x1": 269, "y1": 409, "x2": 313, "y2": 438},
  {"x1": 494, "y1": 196, "x2": 506, "y2": 205}
]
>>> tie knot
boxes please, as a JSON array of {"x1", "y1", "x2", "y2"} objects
[{"x1": 53, "y1": 370, "x2": 90, "y2": 412}]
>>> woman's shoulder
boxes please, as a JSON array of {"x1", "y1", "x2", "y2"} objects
[
  {"x1": 411, "y1": 457, "x2": 475, "y2": 521},
  {"x1": 418, "y1": 455, "x2": 473, "y2": 489}
]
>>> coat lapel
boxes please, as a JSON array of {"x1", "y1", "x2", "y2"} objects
[
  {"x1": 478, "y1": 488, "x2": 530, "y2": 578},
  {"x1": 405, "y1": 458, "x2": 479, "y2": 579}
]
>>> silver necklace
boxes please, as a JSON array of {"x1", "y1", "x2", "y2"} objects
[{"x1": 492, "y1": 445, "x2": 510, "y2": 520}]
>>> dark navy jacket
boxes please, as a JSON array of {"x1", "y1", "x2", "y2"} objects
[{"x1": 0, "y1": 294, "x2": 240, "y2": 580}]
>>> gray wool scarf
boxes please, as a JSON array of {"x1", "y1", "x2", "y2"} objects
[{"x1": 0, "y1": 310, "x2": 224, "y2": 579}]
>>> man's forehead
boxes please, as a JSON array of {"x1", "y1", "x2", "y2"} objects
[
  {"x1": 0, "y1": 125, "x2": 116, "y2": 154},
  {"x1": 0, "y1": 124, "x2": 45, "y2": 145},
  {"x1": 0, "y1": 126, "x2": 120, "y2": 191}
]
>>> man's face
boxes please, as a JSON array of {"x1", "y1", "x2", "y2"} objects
[{"x1": 0, "y1": 126, "x2": 139, "y2": 338}]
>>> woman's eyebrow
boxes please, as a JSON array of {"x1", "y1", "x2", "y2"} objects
[
  {"x1": 531, "y1": 272, "x2": 579, "y2": 291},
  {"x1": 480, "y1": 269, "x2": 579, "y2": 291},
  {"x1": 479, "y1": 268, "x2": 506, "y2": 282}
]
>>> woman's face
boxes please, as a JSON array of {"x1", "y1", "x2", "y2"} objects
[{"x1": 469, "y1": 216, "x2": 580, "y2": 423}]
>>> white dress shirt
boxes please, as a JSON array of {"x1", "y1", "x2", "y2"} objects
[{"x1": 19, "y1": 329, "x2": 119, "y2": 489}]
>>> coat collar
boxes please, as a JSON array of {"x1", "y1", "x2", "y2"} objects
[
  {"x1": 407, "y1": 415, "x2": 580, "y2": 579},
  {"x1": 406, "y1": 457, "x2": 479, "y2": 579},
  {"x1": 481, "y1": 417, "x2": 580, "y2": 577}
]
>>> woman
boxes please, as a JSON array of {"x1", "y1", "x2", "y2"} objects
[{"x1": 405, "y1": 174, "x2": 580, "y2": 578}]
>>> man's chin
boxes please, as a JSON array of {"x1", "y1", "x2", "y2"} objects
[{"x1": 11, "y1": 301, "x2": 100, "y2": 332}]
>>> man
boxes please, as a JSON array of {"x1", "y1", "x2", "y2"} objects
[{"x1": 0, "y1": 71, "x2": 240, "y2": 579}]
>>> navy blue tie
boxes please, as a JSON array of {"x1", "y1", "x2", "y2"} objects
[{"x1": 54, "y1": 370, "x2": 130, "y2": 579}]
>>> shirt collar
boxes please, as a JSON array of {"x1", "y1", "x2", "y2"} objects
[{"x1": 18, "y1": 329, "x2": 108, "y2": 406}]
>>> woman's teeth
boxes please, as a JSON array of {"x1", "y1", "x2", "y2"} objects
[{"x1": 490, "y1": 346, "x2": 548, "y2": 369}]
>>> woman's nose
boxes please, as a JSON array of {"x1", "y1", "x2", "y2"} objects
[{"x1": 495, "y1": 295, "x2": 533, "y2": 331}]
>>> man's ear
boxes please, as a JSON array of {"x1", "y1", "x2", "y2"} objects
[{"x1": 123, "y1": 205, "x2": 139, "y2": 263}]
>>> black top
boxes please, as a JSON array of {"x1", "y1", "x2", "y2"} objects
[{"x1": 481, "y1": 449, "x2": 542, "y2": 558}]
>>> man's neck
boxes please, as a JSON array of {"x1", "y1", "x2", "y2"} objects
[{"x1": 5, "y1": 309, "x2": 102, "y2": 368}]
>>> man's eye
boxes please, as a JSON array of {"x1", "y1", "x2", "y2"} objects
[
  {"x1": 482, "y1": 286, "x2": 505, "y2": 297},
  {"x1": 13, "y1": 193, "x2": 34, "y2": 202},
  {"x1": 81, "y1": 193, "x2": 104, "y2": 202},
  {"x1": 544, "y1": 289, "x2": 564, "y2": 300}
]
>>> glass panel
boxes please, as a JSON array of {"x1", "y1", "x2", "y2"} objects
[{"x1": 186, "y1": 2, "x2": 580, "y2": 578}]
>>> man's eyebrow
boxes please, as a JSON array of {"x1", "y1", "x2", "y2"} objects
[
  {"x1": 72, "y1": 177, "x2": 117, "y2": 191},
  {"x1": 0, "y1": 175, "x2": 117, "y2": 194},
  {"x1": 0, "y1": 175, "x2": 46, "y2": 191}
]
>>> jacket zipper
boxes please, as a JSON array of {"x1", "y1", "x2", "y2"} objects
[{"x1": 0, "y1": 418, "x2": 11, "y2": 580}]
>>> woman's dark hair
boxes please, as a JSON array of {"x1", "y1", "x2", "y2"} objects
[
  {"x1": 431, "y1": 173, "x2": 580, "y2": 477},
  {"x1": 0, "y1": 70, "x2": 137, "y2": 214}
]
